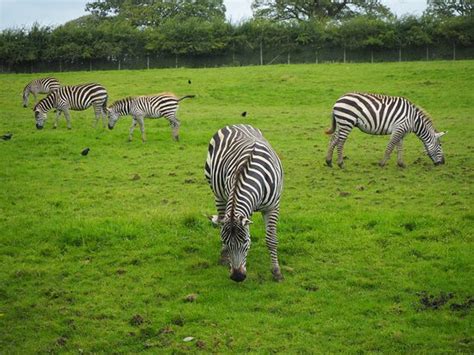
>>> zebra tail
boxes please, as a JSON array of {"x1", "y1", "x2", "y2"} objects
[
  {"x1": 325, "y1": 113, "x2": 336, "y2": 135},
  {"x1": 178, "y1": 95, "x2": 196, "y2": 102}
]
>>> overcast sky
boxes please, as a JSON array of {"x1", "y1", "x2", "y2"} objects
[{"x1": 0, "y1": 0, "x2": 428, "y2": 30}]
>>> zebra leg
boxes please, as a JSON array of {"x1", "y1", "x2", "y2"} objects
[
  {"x1": 336, "y1": 128, "x2": 352, "y2": 168},
  {"x1": 380, "y1": 131, "x2": 405, "y2": 167},
  {"x1": 167, "y1": 116, "x2": 180, "y2": 141},
  {"x1": 129, "y1": 118, "x2": 137, "y2": 141},
  {"x1": 325, "y1": 130, "x2": 339, "y2": 167},
  {"x1": 137, "y1": 117, "x2": 146, "y2": 142},
  {"x1": 396, "y1": 141, "x2": 406, "y2": 168},
  {"x1": 263, "y1": 208, "x2": 283, "y2": 281},
  {"x1": 53, "y1": 110, "x2": 62, "y2": 129},
  {"x1": 213, "y1": 197, "x2": 229, "y2": 265},
  {"x1": 63, "y1": 110, "x2": 72, "y2": 130},
  {"x1": 93, "y1": 104, "x2": 101, "y2": 128}
]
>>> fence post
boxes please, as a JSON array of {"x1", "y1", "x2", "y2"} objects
[
  {"x1": 147, "y1": 56, "x2": 150, "y2": 69},
  {"x1": 426, "y1": 46, "x2": 429, "y2": 61},
  {"x1": 453, "y1": 42, "x2": 456, "y2": 60},
  {"x1": 89, "y1": 59, "x2": 92, "y2": 71},
  {"x1": 287, "y1": 51, "x2": 290, "y2": 65},
  {"x1": 175, "y1": 53, "x2": 178, "y2": 68},
  {"x1": 343, "y1": 46, "x2": 346, "y2": 63},
  {"x1": 398, "y1": 47, "x2": 402, "y2": 62},
  {"x1": 371, "y1": 50, "x2": 374, "y2": 63},
  {"x1": 59, "y1": 59, "x2": 62, "y2": 72},
  {"x1": 118, "y1": 60, "x2": 121, "y2": 70},
  {"x1": 315, "y1": 50, "x2": 318, "y2": 64},
  {"x1": 259, "y1": 38, "x2": 263, "y2": 65}
]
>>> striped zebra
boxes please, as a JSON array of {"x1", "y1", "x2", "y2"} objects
[
  {"x1": 205, "y1": 124, "x2": 284, "y2": 282},
  {"x1": 22, "y1": 77, "x2": 61, "y2": 107},
  {"x1": 107, "y1": 93, "x2": 195, "y2": 142},
  {"x1": 325, "y1": 93, "x2": 446, "y2": 168},
  {"x1": 33, "y1": 83, "x2": 108, "y2": 130}
]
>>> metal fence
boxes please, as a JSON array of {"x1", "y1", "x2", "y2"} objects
[{"x1": 1, "y1": 44, "x2": 473, "y2": 73}]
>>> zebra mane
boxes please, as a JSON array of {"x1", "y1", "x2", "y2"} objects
[
  {"x1": 414, "y1": 105, "x2": 436, "y2": 131},
  {"x1": 110, "y1": 97, "x2": 133, "y2": 108}
]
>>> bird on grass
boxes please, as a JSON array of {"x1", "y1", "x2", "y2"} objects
[
  {"x1": 81, "y1": 148, "x2": 90, "y2": 156},
  {"x1": 241, "y1": 111, "x2": 247, "y2": 117},
  {"x1": 1, "y1": 133, "x2": 13, "y2": 140},
  {"x1": 188, "y1": 80, "x2": 192, "y2": 84}
]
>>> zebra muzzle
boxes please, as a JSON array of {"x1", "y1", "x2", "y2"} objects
[
  {"x1": 230, "y1": 266, "x2": 247, "y2": 282},
  {"x1": 108, "y1": 124, "x2": 114, "y2": 130},
  {"x1": 36, "y1": 124, "x2": 43, "y2": 130}
]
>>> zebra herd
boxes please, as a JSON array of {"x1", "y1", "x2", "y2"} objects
[{"x1": 22, "y1": 76, "x2": 446, "y2": 282}]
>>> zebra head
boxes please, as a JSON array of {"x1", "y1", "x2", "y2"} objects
[
  {"x1": 219, "y1": 215, "x2": 253, "y2": 282},
  {"x1": 107, "y1": 108, "x2": 120, "y2": 130},
  {"x1": 33, "y1": 107, "x2": 46, "y2": 130},
  {"x1": 426, "y1": 131, "x2": 446, "y2": 165},
  {"x1": 22, "y1": 90, "x2": 29, "y2": 108}
]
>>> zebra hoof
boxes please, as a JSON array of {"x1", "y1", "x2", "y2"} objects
[
  {"x1": 325, "y1": 159, "x2": 333, "y2": 167},
  {"x1": 397, "y1": 162, "x2": 406, "y2": 168},
  {"x1": 379, "y1": 161, "x2": 386, "y2": 167},
  {"x1": 337, "y1": 162, "x2": 345, "y2": 169},
  {"x1": 272, "y1": 269, "x2": 283, "y2": 282}
]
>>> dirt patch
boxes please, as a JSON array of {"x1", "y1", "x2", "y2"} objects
[
  {"x1": 417, "y1": 291, "x2": 454, "y2": 310},
  {"x1": 130, "y1": 314, "x2": 144, "y2": 326},
  {"x1": 450, "y1": 297, "x2": 474, "y2": 312}
]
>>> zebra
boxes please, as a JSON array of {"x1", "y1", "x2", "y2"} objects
[
  {"x1": 205, "y1": 124, "x2": 284, "y2": 282},
  {"x1": 33, "y1": 83, "x2": 108, "y2": 130},
  {"x1": 107, "y1": 93, "x2": 195, "y2": 142},
  {"x1": 22, "y1": 77, "x2": 61, "y2": 107},
  {"x1": 325, "y1": 93, "x2": 446, "y2": 168}
]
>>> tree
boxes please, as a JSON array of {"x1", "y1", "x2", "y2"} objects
[
  {"x1": 85, "y1": 0, "x2": 226, "y2": 27},
  {"x1": 424, "y1": 0, "x2": 473, "y2": 17},
  {"x1": 252, "y1": 0, "x2": 392, "y2": 21}
]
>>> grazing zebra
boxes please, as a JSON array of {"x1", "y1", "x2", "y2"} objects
[
  {"x1": 205, "y1": 124, "x2": 284, "y2": 282},
  {"x1": 33, "y1": 83, "x2": 108, "y2": 130},
  {"x1": 22, "y1": 77, "x2": 61, "y2": 107},
  {"x1": 325, "y1": 93, "x2": 446, "y2": 168},
  {"x1": 107, "y1": 93, "x2": 195, "y2": 142}
]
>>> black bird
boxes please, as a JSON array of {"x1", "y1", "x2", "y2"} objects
[
  {"x1": 188, "y1": 80, "x2": 192, "y2": 84},
  {"x1": 1, "y1": 133, "x2": 13, "y2": 140},
  {"x1": 81, "y1": 148, "x2": 90, "y2": 156},
  {"x1": 241, "y1": 111, "x2": 247, "y2": 117}
]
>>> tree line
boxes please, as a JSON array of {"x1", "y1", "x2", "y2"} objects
[{"x1": 0, "y1": 0, "x2": 473, "y2": 70}]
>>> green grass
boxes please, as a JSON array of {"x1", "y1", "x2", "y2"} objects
[{"x1": 0, "y1": 61, "x2": 473, "y2": 353}]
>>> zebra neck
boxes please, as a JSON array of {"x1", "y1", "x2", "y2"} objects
[
  {"x1": 36, "y1": 96, "x2": 54, "y2": 112},
  {"x1": 413, "y1": 114, "x2": 435, "y2": 146},
  {"x1": 115, "y1": 100, "x2": 131, "y2": 116}
]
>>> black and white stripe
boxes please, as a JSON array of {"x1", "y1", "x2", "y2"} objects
[
  {"x1": 22, "y1": 77, "x2": 61, "y2": 107},
  {"x1": 325, "y1": 93, "x2": 446, "y2": 168},
  {"x1": 205, "y1": 124, "x2": 284, "y2": 282},
  {"x1": 33, "y1": 83, "x2": 108, "y2": 130},
  {"x1": 107, "y1": 93, "x2": 195, "y2": 142}
]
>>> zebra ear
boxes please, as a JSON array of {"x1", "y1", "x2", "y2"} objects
[
  {"x1": 435, "y1": 131, "x2": 447, "y2": 139},
  {"x1": 208, "y1": 215, "x2": 224, "y2": 226},
  {"x1": 241, "y1": 217, "x2": 253, "y2": 227}
]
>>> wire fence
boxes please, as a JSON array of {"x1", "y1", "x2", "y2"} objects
[{"x1": 1, "y1": 44, "x2": 473, "y2": 73}]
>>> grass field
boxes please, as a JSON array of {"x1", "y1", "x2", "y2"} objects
[{"x1": 0, "y1": 61, "x2": 473, "y2": 353}]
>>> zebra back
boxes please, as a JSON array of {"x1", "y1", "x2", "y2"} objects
[
  {"x1": 206, "y1": 124, "x2": 283, "y2": 217},
  {"x1": 35, "y1": 83, "x2": 107, "y2": 113}
]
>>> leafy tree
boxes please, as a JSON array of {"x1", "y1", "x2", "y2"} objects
[
  {"x1": 252, "y1": 0, "x2": 392, "y2": 21},
  {"x1": 424, "y1": 0, "x2": 473, "y2": 17},
  {"x1": 85, "y1": 0, "x2": 226, "y2": 27}
]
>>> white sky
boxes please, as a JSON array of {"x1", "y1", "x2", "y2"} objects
[{"x1": 0, "y1": 0, "x2": 428, "y2": 30}]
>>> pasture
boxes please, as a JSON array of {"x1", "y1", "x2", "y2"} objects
[{"x1": 0, "y1": 61, "x2": 473, "y2": 353}]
